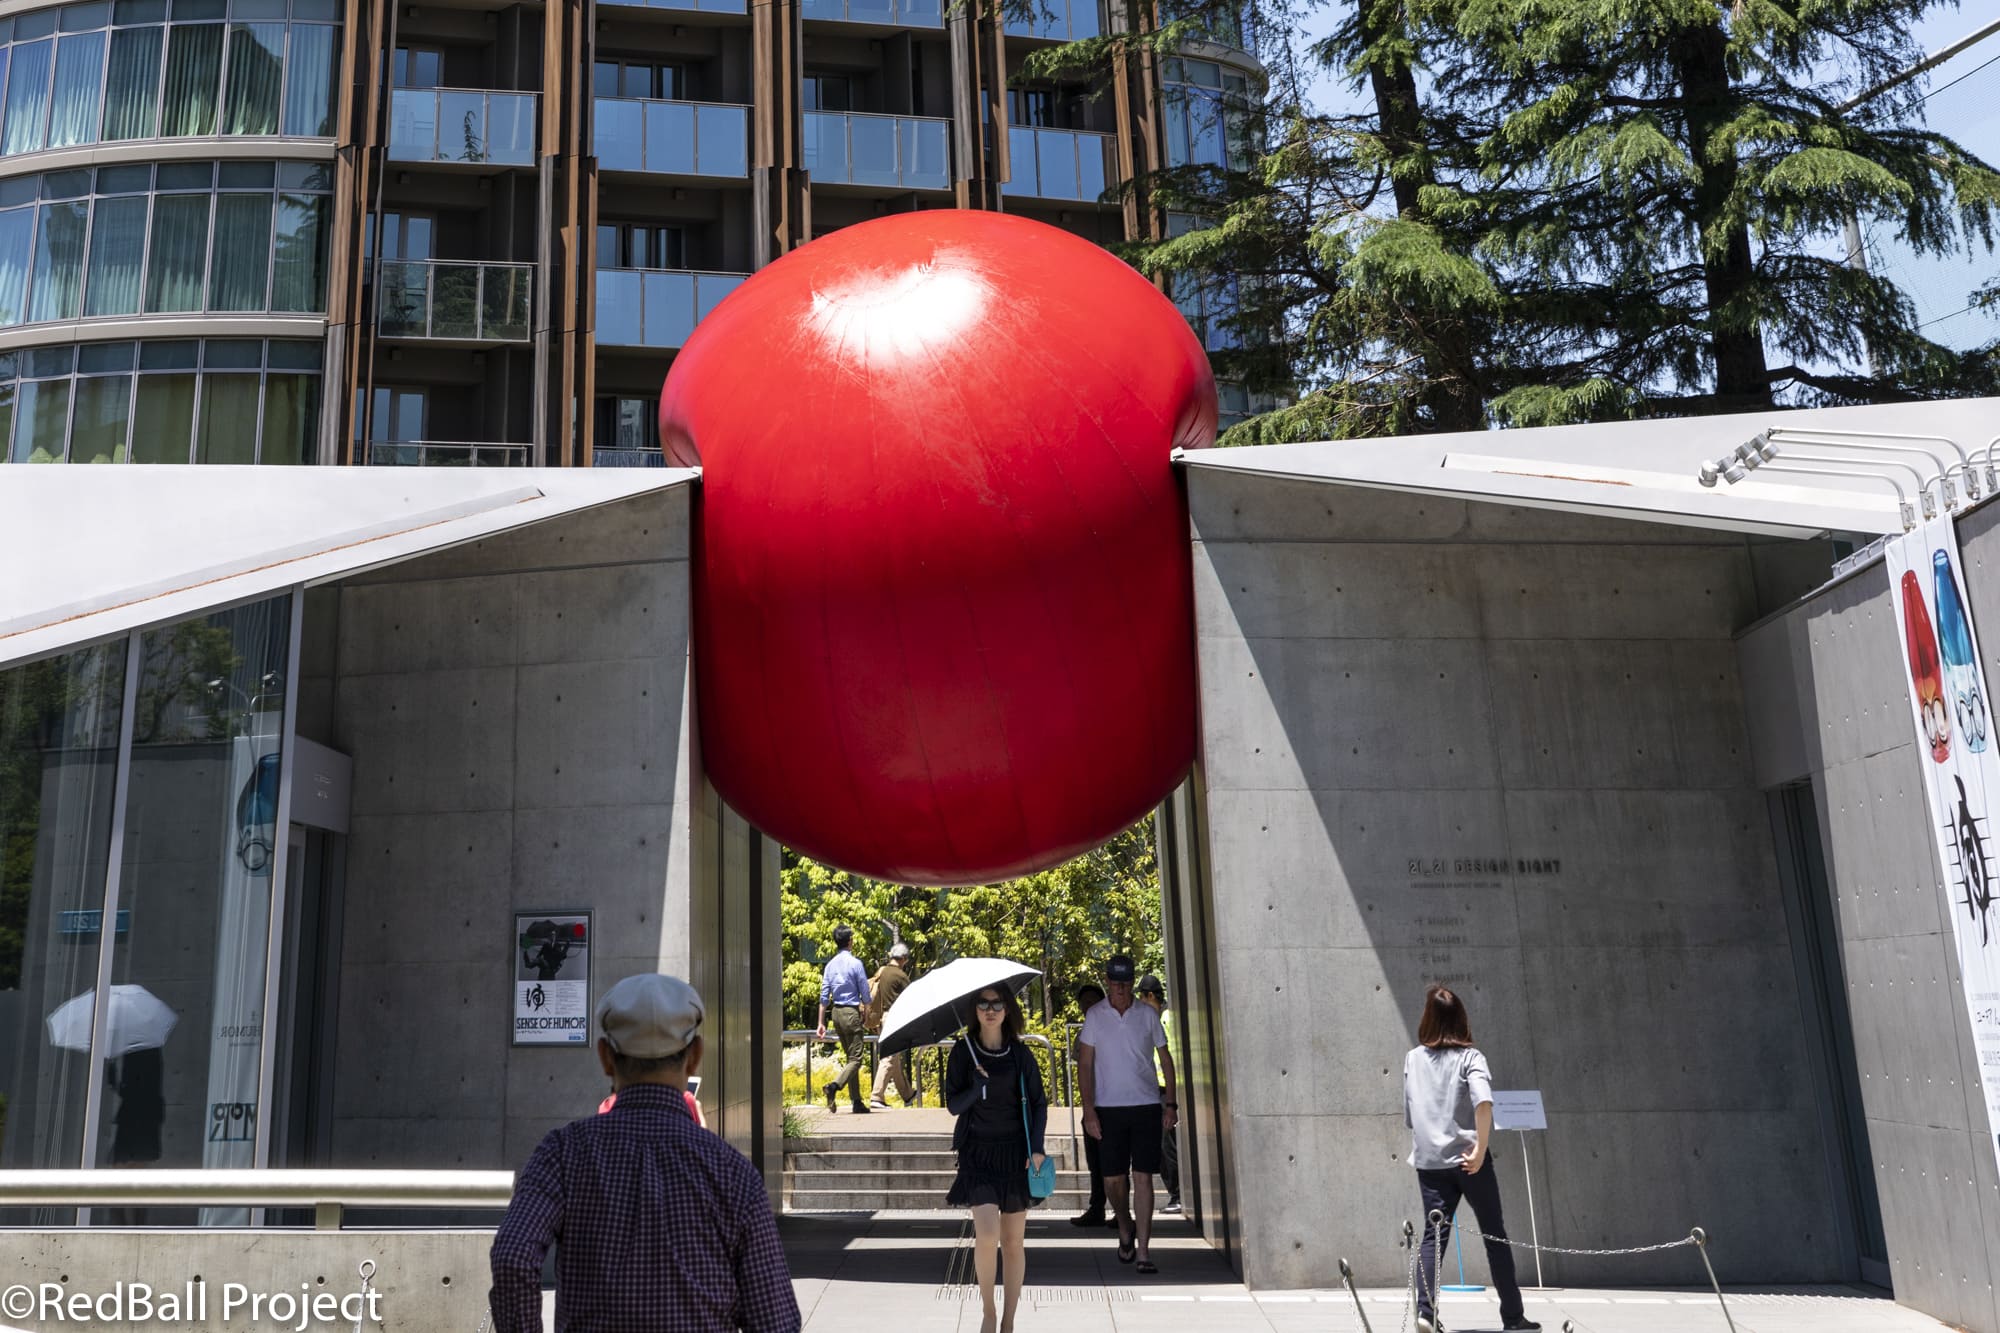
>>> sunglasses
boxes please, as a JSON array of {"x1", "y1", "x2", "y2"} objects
[{"x1": 975, "y1": 998, "x2": 1007, "y2": 1012}]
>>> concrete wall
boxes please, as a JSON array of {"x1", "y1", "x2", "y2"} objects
[
  {"x1": 319, "y1": 486, "x2": 780, "y2": 1187},
  {"x1": 1187, "y1": 470, "x2": 1842, "y2": 1290},
  {"x1": 1740, "y1": 501, "x2": 2000, "y2": 1333}
]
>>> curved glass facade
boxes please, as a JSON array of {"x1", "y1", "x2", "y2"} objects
[
  {"x1": 0, "y1": 0, "x2": 337, "y2": 159},
  {"x1": 0, "y1": 159, "x2": 329, "y2": 327},
  {"x1": 1163, "y1": 57, "x2": 1253, "y2": 172},
  {"x1": 3, "y1": 335, "x2": 321, "y2": 463}
]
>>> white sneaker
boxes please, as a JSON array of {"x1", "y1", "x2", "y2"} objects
[
  {"x1": 1416, "y1": 1314, "x2": 1444, "y2": 1333},
  {"x1": 1162, "y1": 1198, "x2": 1183, "y2": 1214}
]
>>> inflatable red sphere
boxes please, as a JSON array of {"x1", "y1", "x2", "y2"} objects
[{"x1": 660, "y1": 211, "x2": 1215, "y2": 885}]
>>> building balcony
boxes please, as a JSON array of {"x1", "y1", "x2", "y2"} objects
[
  {"x1": 1003, "y1": 127, "x2": 1115, "y2": 202},
  {"x1": 365, "y1": 441, "x2": 533, "y2": 466},
  {"x1": 595, "y1": 99, "x2": 750, "y2": 179},
  {"x1": 388, "y1": 89, "x2": 538, "y2": 167},
  {"x1": 377, "y1": 261, "x2": 534, "y2": 344},
  {"x1": 802, "y1": 0, "x2": 943, "y2": 27},
  {"x1": 593, "y1": 448, "x2": 673, "y2": 467},
  {"x1": 1004, "y1": 0, "x2": 1101, "y2": 40},
  {"x1": 597, "y1": 268, "x2": 746, "y2": 350},
  {"x1": 804, "y1": 112, "x2": 951, "y2": 191},
  {"x1": 601, "y1": 0, "x2": 747, "y2": 14}
]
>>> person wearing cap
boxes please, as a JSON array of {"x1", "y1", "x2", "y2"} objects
[
  {"x1": 489, "y1": 973, "x2": 800, "y2": 1333},
  {"x1": 1067, "y1": 981, "x2": 1113, "y2": 1230},
  {"x1": 1135, "y1": 975, "x2": 1182, "y2": 1216},
  {"x1": 866, "y1": 942, "x2": 917, "y2": 1108},
  {"x1": 815, "y1": 925, "x2": 873, "y2": 1114},
  {"x1": 1076, "y1": 953, "x2": 1175, "y2": 1274}
]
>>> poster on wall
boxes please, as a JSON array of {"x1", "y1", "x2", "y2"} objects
[
  {"x1": 1885, "y1": 515, "x2": 2000, "y2": 1172},
  {"x1": 513, "y1": 911, "x2": 592, "y2": 1045}
]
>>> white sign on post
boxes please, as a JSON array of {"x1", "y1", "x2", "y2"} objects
[
  {"x1": 1884, "y1": 517, "x2": 2000, "y2": 1176},
  {"x1": 1492, "y1": 1089, "x2": 1546, "y2": 1131}
]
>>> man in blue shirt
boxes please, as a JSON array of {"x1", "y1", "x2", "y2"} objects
[{"x1": 814, "y1": 925, "x2": 873, "y2": 1114}]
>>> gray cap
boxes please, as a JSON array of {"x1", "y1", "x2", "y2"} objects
[
  {"x1": 1136, "y1": 974, "x2": 1165, "y2": 997},
  {"x1": 889, "y1": 942, "x2": 910, "y2": 959},
  {"x1": 596, "y1": 973, "x2": 704, "y2": 1059}
]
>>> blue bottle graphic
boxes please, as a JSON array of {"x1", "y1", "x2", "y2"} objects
[{"x1": 1935, "y1": 550, "x2": 1988, "y2": 752}]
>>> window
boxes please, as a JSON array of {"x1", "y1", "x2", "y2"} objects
[
  {"x1": 594, "y1": 395, "x2": 660, "y2": 451},
  {"x1": 595, "y1": 57, "x2": 682, "y2": 100},
  {"x1": 358, "y1": 385, "x2": 425, "y2": 442},
  {"x1": 392, "y1": 44, "x2": 442, "y2": 89},
  {"x1": 1, "y1": 336, "x2": 321, "y2": 464},
  {"x1": 803, "y1": 73, "x2": 854, "y2": 112},
  {"x1": 0, "y1": 159, "x2": 330, "y2": 327},
  {"x1": 0, "y1": 0, "x2": 337, "y2": 156},
  {"x1": 1162, "y1": 57, "x2": 1254, "y2": 172},
  {"x1": 597, "y1": 222, "x2": 684, "y2": 269},
  {"x1": 365, "y1": 211, "x2": 433, "y2": 261}
]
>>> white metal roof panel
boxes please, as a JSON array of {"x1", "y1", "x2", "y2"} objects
[{"x1": 0, "y1": 466, "x2": 696, "y2": 669}]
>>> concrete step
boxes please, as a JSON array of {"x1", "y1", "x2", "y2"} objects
[
  {"x1": 784, "y1": 1148, "x2": 1080, "y2": 1172},
  {"x1": 785, "y1": 1135, "x2": 955, "y2": 1153},
  {"x1": 784, "y1": 1188, "x2": 1098, "y2": 1212},
  {"x1": 782, "y1": 1168, "x2": 1092, "y2": 1191}
]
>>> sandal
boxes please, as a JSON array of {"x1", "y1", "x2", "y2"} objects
[
  {"x1": 1117, "y1": 1239, "x2": 1136, "y2": 1264},
  {"x1": 1135, "y1": 1258, "x2": 1158, "y2": 1275}
]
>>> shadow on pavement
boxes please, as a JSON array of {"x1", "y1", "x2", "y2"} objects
[{"x1": 780, "y1": 1211, "x2": 1238, "y2": 1288}]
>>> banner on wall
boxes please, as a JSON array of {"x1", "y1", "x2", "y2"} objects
[
  {"x1": 514, "y1": 912, "x2": 592, "y2": 1045},
  {"x1": 1884, "y1": 514, "x2": 2000, "y2": 1172}
]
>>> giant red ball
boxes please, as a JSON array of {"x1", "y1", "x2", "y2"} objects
[{"x1": 660, "y1": 211, "x2": 1215, "y2": 885}]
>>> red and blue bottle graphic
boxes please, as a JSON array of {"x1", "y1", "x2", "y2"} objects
[
  {"x1": 1936, "y1": 550, "x2": 1988, "y2": 753},
  {"x1": 1902, "y1": 568, "x2": 1952, "y2": 762}
]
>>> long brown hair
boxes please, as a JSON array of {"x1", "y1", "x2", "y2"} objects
[
  {"x1": 970, "y1": 987, "x2": 1025, "y2": 1042},
  {"x1": 1417, "y1": 984, "x2": 1474, "y2": 1048}
]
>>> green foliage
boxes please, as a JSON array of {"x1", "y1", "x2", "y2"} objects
[
  {"x1": 781, "y1": 817, "x2": 1162, "y2": 1034},
  {"x1": 1122, "y1": 0, "x2": 2000, "y2": 437}
]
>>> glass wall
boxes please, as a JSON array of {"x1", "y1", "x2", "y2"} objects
[
  {"x1": 93, "y1": 598, "x2": 288, "y2": 1211},
  {"x1": 0, "y1": 643, "x2": 126, "y2": 1212},
  {"x1": 0, "y1": 160, "x2": 330, "y2": 330},
  {"x1": 0, "y1": 0, "x2": 337, "y2": 160},
  {"x1": 1162, "y1": 57, "x2": 1253, "y2": 172},
  {"x1": 2, "y1": 336, "x2": 322, "y2": 464}
]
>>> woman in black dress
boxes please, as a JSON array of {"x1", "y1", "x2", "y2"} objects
[{"x1": 946, "y1": 985, "x2": 1048, "y2": 1333}]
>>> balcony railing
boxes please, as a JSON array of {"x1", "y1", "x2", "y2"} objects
[
  {"x1": 1003, "y1": 127, "x2": 1115, "y2": 201},
  {"x1": 598, "y1": 268, "x2": 746, "y2": 349},
  {"x1": 595, "y1": 98, "x2": 750, "y2": 177},
  {"x1": 1004, "y1": 0, "x2": 1100, "y2": 40},
  {"x1": 802, "y1": 0, "x2": 942, "y2": 25},
  {"x1": 377, "y1": 260, "x2": 534, "y2": 342},
  {"x1": 804, "y1": 112, "x2": 951, "y2": 190},
  {"x1": 602, "y1": 0, "x2": 746, "y2": 12},
  {"x1": 366, "y1": 441, "x2": 534, "y2": 467},
  {"x1": 388, "y1": 89, "x2": 538, "y2": 166},
  {"x1": 594, "y1": 448, "x2": 673, "y2": 467}
]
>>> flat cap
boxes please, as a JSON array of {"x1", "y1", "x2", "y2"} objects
[{"x1": 596, "y1": 973, "x2": 705, "y2": 1059}]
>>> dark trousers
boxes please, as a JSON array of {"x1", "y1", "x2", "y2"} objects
[
  {"x1": 1416, "y1": 1156, "x2": 1524, "y2": 1322},
  {"x1": 1081, "y1": 1125, "x2": 1106, "y2": 1212}
]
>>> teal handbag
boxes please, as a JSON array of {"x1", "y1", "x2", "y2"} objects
[{"x1": 1021, "y1": 1065, "x2": 1056, "y2": 1200}]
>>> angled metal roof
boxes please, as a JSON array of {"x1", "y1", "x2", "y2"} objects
[
  {"x1": 1180, "y1": 396, "x2": 2000, "y2": 538},
  {"x1": 0, "y1": 466, "x2": 696, "y2": 669}
]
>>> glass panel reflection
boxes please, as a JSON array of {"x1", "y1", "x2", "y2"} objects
[
  {"x1": 596, "y1": 269, "x2": 641, "y2": 346},
  {"x1": 0, "y1": 643, "x2": 127, "y2": 1219}
]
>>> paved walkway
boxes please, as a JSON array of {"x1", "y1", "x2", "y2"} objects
[{"x1": 781, "y1": 1211, "x2": 1951, "y2": 1333}]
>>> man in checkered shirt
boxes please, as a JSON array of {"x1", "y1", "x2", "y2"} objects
[{"x1": 490, "y1": 973, "x2": 801, "y2": 1332}]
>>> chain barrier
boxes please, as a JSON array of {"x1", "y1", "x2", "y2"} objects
[{"x1": 1339, "y1": 1214, "x2": 1736, "y2": 1333}]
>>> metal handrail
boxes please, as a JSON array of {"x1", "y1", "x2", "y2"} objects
[{"x1": 0, "y1": 1169, "x2": 513, "y2": 1230}]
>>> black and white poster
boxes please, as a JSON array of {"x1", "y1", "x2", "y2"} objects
[{"x1": 513, "y1": 911, "x2": 591, "y2": 1045}]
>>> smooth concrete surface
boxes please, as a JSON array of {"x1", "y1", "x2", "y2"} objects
[
  {"x1": 1745, "y1": 495, "x2": 2000, "y2": 1333},
  {"x1": 0, "y1": 1229, "x2": 493, "y2": 1330},
  {"x1": 1185, "y1": 472, "x2": 1840, "y2": 1291},
  {"x1": 782, "y1": 1214, "x2": 1950, "y2": 1333},
  {"x1": 317, "y1": 487, "x2": 781, "y2": 1191}
]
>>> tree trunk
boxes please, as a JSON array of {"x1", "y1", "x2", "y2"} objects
[
  {"x1": 1358, "y1": 0, "x2": 1484, "y2": 432},
  {"x1": 1673, "y1": 19, "x2": 1772, "y2": 411}
]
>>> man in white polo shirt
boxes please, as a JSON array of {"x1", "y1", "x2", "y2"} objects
[{"x1": 1077, "y1": 953, "x2": 1176, "y2": 1274}]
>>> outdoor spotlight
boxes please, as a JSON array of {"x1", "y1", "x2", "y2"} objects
[
  {"x1": 1698, "y1": 458, "x2": 1747, "y2": 486},
  {"x1": 1697, "y1": 462, "x2": 1720, "y2": 488}
]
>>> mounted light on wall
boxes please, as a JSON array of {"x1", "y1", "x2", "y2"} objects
[
  {"x1": 1765, "y1": 425, "x2": 1970, "y2": 507},
  {"x1": 1697, "y1": 435, "x2": 1922, "y2": 532}
]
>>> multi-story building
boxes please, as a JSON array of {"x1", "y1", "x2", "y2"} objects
[{"x1": 0, "y1": 0, "x2": 1263, "y2": 470}]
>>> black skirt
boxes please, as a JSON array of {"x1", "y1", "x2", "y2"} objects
[{"x1": 947, "y1": 1132, "x2": 1040, "y2": 1214}]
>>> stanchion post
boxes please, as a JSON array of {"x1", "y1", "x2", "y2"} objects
[
  {"x1": 1518, "y1": 1128, "x2": 1546, "y2": 1288},
  {"x1": 1338, "y1": 1258, "x2": 1373, "y2": 1333},
  {"x1": 1692, "y1": 1228, "x2": 1738, "y2": 1333}
]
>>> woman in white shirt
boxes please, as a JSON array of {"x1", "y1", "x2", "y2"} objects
[{"x1": 1402, "y1": 984, "x2": 1539, "y2": 1333}]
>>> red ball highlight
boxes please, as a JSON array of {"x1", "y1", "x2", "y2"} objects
[{"x1": 661, "y1": 211, "x2": 1215, "y2": 885}]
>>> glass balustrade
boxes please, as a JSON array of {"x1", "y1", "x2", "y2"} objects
[
  {"x1": 1003, "y1": 126, "x2": 1115, "y2": 201},
  {"x1": 375, "y1": 260, "x2": 532, "y2": 342},
  {"x1": 600, "y1": 0, "x2": 746, "y2": 12},
  {"x1": 803, "y1": 112, "x2": 949, "y2": 190},
  {"x1": 594, "y1": 98, "x2": 749, "y2": 177},
  {"x1": 592, "y1": 448, "x2": 671, "y2": 467},
  {"x1": 365, "y1": 441, "x2": 531, "y2": 466},
  {"x1": 596, "y1": 267, "x2": 745, "y2": 349},
  {"x1": 1003, "y1": 0, "x2": 1100, "y2": 40},
  {"x1": 387, "y1": 89, "x2": 536, "y2": 166},
  {"x1": 801, "y1": 0, "x2": 941, "y2": 25}
]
